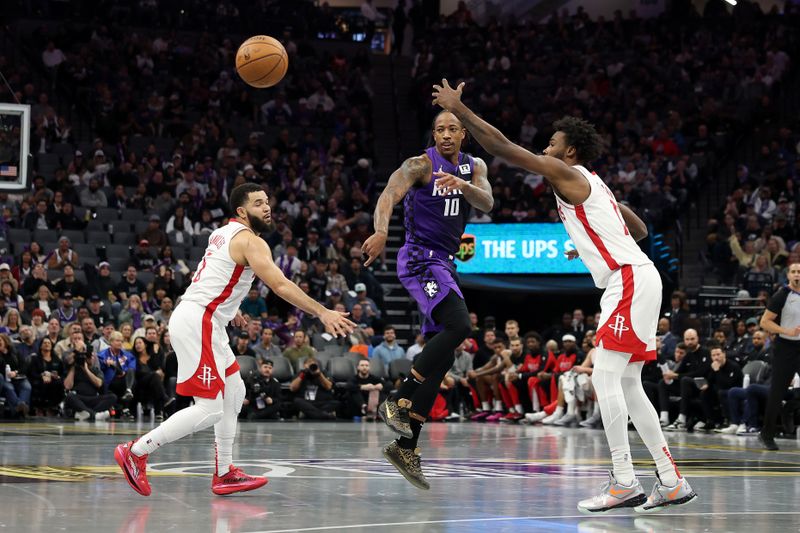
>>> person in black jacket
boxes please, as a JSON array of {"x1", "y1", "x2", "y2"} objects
[
  {"x1": 244, "y1": 360, "x2": 282, "y2": 420},
  {"x1": 698, "y1": 342, "x2": 743, "y2": 430},
  {"x1": 663, "y1": 329, "x2": 711, "y2": 431}
]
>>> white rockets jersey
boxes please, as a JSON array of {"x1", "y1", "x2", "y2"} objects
[
  {"x1": 179, "y1": 220, "x2": 256, "y2": 323},
  {"x1": 554, "y1": 165, "x2": 652, "y2": 288}
]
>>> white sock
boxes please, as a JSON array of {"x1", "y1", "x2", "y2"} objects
[
  {"x1": 551, "y1": 405, "x2": 564, "y2": 418},
  {"x1": 515, "y1": 404, "x2": 524, "y2": 414},
  {"x1": 677, "y1": 413, "x2": 686, "y2": 424},
  {"x1": 592, "y1": 401, "x2": 601, "y2": 417},
  {"x1": 621, "y1": 362, "x2": 681, "y2": 487},
  {"x1": 493, "y1": 400, "x2": 504, "y2": 412},
  {"x1": 592, "y1": 348, "x2": 635, "y2": 486},
  {"x1": 532, "y1": 392, "x2": 540, "y2": 412},
  {"x1": 660, "y1": 411, "x2": 669, "y2": 423},
  {"x1": 481, "y1": 401, "x2": 490, "y2": 411},
  {"x1": 214, "y1": 373, "x2": 245, "y2": 476},
  {"x1": 132, "y1": 395, "x2": 224, "y2": 457}
]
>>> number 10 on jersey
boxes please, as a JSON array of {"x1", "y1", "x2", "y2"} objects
[{"x1": 444, "y1": 198, "x2": 460, "y2": 217}]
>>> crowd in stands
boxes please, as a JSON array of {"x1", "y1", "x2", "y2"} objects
[
  {"x1": 1, "y1": 1, "x2": 797, "y2": 440},
  {"x1": 410, "y1": 2, "x2": 797, "y2": 232}
]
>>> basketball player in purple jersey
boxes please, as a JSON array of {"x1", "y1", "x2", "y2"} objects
[{"x1": 362, "y1": 111, "x2": 493, "y2": 489}]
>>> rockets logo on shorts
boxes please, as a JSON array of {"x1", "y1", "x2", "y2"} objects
[
  {"x1": 423, "y1": 280, "x2": 439, "y2": 299},
  {"x1": 197, "y1": 364, "x2": 218, "y2": 388},
  {"x1": 609, "y1": 313, "x2": 629, "y2": 338}
]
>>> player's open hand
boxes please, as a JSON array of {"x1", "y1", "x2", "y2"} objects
[
  {"x1": 361, "y1": 232, "x2": 387, "y2": 267},
  {"x1": 432, "y1": 79, "x2": 465, "y2": 111},
  {"x1": 565, "y1": 249, "x2": 580, "y2": 260},
  {"x1": 433, "y1": 171, "x2": 466, "y2": 195},
  {"x1": 320, "y1": 309, "x2": 357, "y2": 338}
]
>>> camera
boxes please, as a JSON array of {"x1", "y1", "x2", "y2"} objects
[
  {"x1": 309, "y1": 363, "x2": 319, "y2": 373},
  {"x1": 74, "y1": 352, "x2": 87, "y2": 367}
]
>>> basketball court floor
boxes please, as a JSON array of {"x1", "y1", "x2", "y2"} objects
[{"x1": 1, "y1": 420, "x2": 799, "y2": 532}]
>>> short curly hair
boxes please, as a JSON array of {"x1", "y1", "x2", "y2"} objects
[{"x1": 552, "y1": 116, "x2": 605, "y2": 164}]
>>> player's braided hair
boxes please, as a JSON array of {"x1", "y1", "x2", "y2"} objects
[{"x1": 552, "y1": 116, "x2": 605, "y2": 164}]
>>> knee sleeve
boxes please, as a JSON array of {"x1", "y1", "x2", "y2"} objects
[
  {"x1": 225, "y1": 373, "x2": 246, "y2": 415},
  {"x1": 191, "y1": 395, "x2": 225, "y2": 432}
]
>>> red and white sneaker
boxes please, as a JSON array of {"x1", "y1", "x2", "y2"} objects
[
  {"x1": 114, "y1": 440, "x2": 151, "y2": 496},
  {"x1": 212, "y1": 465, "x2": 269, "y2": 496}
]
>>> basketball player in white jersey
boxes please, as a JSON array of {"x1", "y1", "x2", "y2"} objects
[
  {"x1": 433, "y1": 80, "x2": 697, "y2": 514},
  {"x1": 114, "y1": 183, "x2": 356, "y2": 497}
]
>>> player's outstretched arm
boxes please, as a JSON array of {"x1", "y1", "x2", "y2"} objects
[
  {"x1": 618, "y1": 203, "x2": 648, "y2": 242},
  {"x1": 433, "y1": 156, "x2": 493, "y2": 212},
  {"x1": 362, "y1": 155, "x2": 431, "y2": 266},
  {"x1": 433, "y1": 79, "x2": 580, "y2": 191},
  {"x1": 234, "y1": 232, "x2": 356, "y2": 337}
]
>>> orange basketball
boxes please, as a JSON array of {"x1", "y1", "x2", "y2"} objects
[{"x1": 235, "y1": 35, "x2": 288, "y2": 88}]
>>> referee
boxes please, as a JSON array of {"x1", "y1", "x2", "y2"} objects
[{"x1": 759, "y1": 262, "x2": 800, "y2": 451}]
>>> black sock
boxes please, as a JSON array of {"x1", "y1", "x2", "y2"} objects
[
  {"x1": 395, "y1": 373, "x2": 424, "y2": 402},
  {"x1": 397, "y1": 418, "x2": 423, "y2": 450}
]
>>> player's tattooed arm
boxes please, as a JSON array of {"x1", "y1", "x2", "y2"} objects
[
  {"x1": 362, "y1": 155, "x2": 430, "y2": 266},
  {"x1": 374, "y1": 155, "x2": 430, "y2": 233}
]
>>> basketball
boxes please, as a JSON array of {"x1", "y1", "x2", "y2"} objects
[{"x1": 235, "y1": 35, "x2": 288, "y2": 88}]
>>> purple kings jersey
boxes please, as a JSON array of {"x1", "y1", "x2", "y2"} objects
[{"x1": 403, "y1": 147, "x2": 474, "y2": 255}]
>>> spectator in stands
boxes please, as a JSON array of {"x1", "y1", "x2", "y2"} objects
[
  {"x1": 53, "y1": 264, "x2": 86, "y2": 300},
  {"x1": 326, "y1": 260, "x2": 348, "y2": 294},
  {"x1": 282, "y1": 330, "x2": 314, "y2": 368},
  {"x1": 347, "y1": 358, "x2": 384, "y2": 420},
  {"x1": 93, "y1": 323, "x2": 114, "y2": 354},
  {"x1": 344, "y1": 257, "x2": 383, "y2": 310},
  {"x1": 0, "y1": 333, "x2": 31, "y2": 417},
  {"x1": 139, "y1": 214, "x2": 168, "y2": 248},
  {"x1": 88, "y1": 261, "x2": 115, "y2": 299},
  {"x1": 668, "y1": 291, "x2": 691, "y2": 336},
  {"x1": 289, "y1": 356, "x2": 336, "y2": 420},
  {"x1": 349, "y1": 303, "x2": 372, "y2": 330},
  {"x1": 116, "y1": 267, "x2": 147, "y2": 302},
  {"x1": 372, "y1": 326, "x2": 403, "y2": 366},
  {"x1": 132, "y1": 335, "x2": 170, "y2": 421},
  {"x1": 749, "y1": 330, "x2": 773, "y2": 363},
  {"x1": 79, "y1": 177, "x2": 107, "y2": 208},
  {"x1": 23, "y1": 199, "x2": 51, "y2": 231},
  {"x1": 152, "y1": 296, "x2": 173, "y2": 325},
  {"x1": 406, "y1": 332, "x2": 424, "y2": 361},
  {"x1": 658, "y1": 317, "x2": 679, "y2": 361},
  {"x1": 63, "y1": 341, "x2": 114, "y2": 422},
  {"x1": 132, "y1": 240, "x2": 157, "y2": 271},
  {"x1": 232, "y1": 331, "x2": 256, "y2": 358},
  {"x1": 240, "y1": 288, "x2": 268, "y2": 320},
  {"x1": 0, "y1": 282, "x2": 23, "y2": 314},
  {"x1": 47, "y1": 236, "x2": 79, "y2": 270},
  {"x1": 0, "y1": 308, "x2": 22, "y2": 340},
  {"x1": 254, "y1": 328, "x2": 282, "y2": 362},
  {"x1": 28, "y1": 336, "x2": 64, "y2": 416},
  {"x1": 98, "y1": 332, "x2": 136, "y2": 409},
  {"x1": 664, "y1": 329, "x2": 712, "y2": 431},
  {"x1": 12, "y1": 250, "x2": 34, "y2": 286},
  {"x1": 244, "y1": 360, "x2": 282, "y2": 420},
  {"x1": 698, "y1": 342, "x2": 743, "y2": 431},
  {"x1": 54, "y1": 292, "x2": 78, "y2": 325},
  {"x1": 86, "y1": 295, "x2": 111, "y2": 328}
]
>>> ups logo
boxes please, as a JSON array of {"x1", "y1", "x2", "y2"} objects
[{"x1": 455, "y1": 234, "x2": 476, "y2": 262}]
